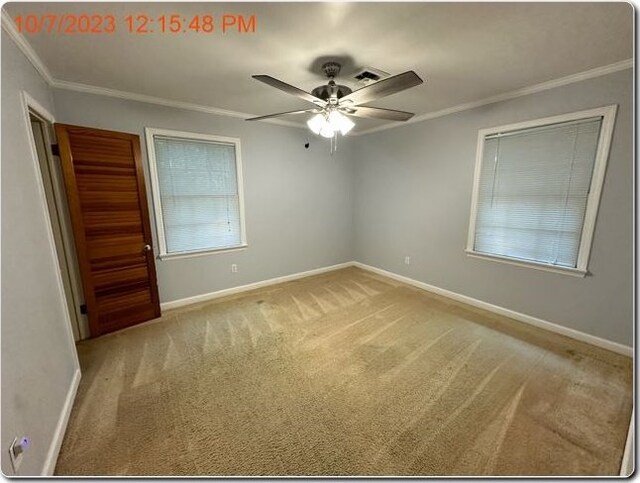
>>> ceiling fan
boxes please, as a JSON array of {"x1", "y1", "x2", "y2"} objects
[{"x1": 247, "y1": 62, "x2": 424, "y2": 146}]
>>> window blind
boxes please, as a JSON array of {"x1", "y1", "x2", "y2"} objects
[
  {"x1": 153, "y1": 136, "x2": 242, "y2": 254},
  {"x1": 473, "y1": 116, "x2": 602, "y2": 268}
]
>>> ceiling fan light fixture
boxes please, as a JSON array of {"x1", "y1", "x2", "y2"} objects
[
  {"x1": 319, "y1": 122, "x2": 335, "y2": 138},
  {"x1": 329, "y1": 110, "x2": 355, "y2": 135},
  {"x1": 306, "y1": 113, "x2": 325, "y2": 135},
  {"x1": 307, "y1": 110, "x2": 354, "y2": 138}
]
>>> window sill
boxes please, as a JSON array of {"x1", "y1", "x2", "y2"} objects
[
  {"x1": 465, "y1": 250, "x2": 587, "y2": 278},
  {"x1": 158, "y1": 244, "x2": 248, "y2": 261}
]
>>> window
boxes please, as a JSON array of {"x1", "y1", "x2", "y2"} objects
[
  {"x1": 145, "y1": 128, "x2": 246, "y2": 259},
  {"x1": 467, "y1": 105, "x2": 617, "y2": 276}
]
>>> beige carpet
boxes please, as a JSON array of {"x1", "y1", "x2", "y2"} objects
[{"x1": 55, "y1": 267, "x2": 632, "y2": 476}]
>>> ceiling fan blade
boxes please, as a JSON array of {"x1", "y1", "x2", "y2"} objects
[
  {"x1": 246, "y1": 108, "x2": 317, "y2": 121},
  {"x1": 340, "y1": 71, "x2": 423, "y2": 106},
  {"x1": 343, "y1": 106, "x2": 415, "y2": 121},
  {"x1": 252, "y1": 75, "x2": 326, "y2": 106}
]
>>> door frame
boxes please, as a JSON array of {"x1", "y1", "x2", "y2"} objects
[
  {"x1": 27, "y1": 104, "x2": 89, "y2": 341},
  {"x1": 20, "y1": 90, "x2": 84, "y2": 354}
]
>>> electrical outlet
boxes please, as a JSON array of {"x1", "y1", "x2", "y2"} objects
[
  {"x1": 9, "y1": 436, "x2": 29, "y2": 473},
  {"x1": 231, "y1": 264, "x2": 238, "y2": 273},
  {"x1": 404, "y1": 256, "x2": 411, "y2": 265}
]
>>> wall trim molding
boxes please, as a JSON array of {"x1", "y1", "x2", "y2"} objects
[
  {"x1": 160, "y1": 262, "x2": 353, "y2": 311},
  {"x1": 21, "y1": 89, "x2": 87, "y2": 344},
  {"x1": 23, "y1": 263, "x2": 633, "y2": 474},
  {"x1": 41, "y1": 368, "x2": 81, "y2": 476},
  {"x1": 353, "y1": 59, "x2": 634, "y2": 136},
  {"x1": 50, "y1": 59, "x2": 636, "y2": 136},
  {"x1": 353, "y1": 262, "x2": 633, "y2": 357},
  {"x1": 160, "y1": 259, "x2": 632, "y2": 357},
  {"x1": 2, "y1": 9, "x2": 632, "y2": 136},
  {"x1": 20, "y1": 90, "x2": 83, "y2": 475},
  {"x1": 0, "y1": 9, "x2": 302, "y2": 130},
  {"x1": 1, "y1": 10, "x2": 54, "y2": 85},
  {"x1": 52, "y1": 79, "x2": 305, "y2": 130}
]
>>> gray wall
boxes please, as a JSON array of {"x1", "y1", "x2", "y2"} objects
[
  {"x1": 1, "y1": 27, "x2": 632, "y2": 477},
  {"x1": 1, "y1": 31, "x2": 79, "y2": 475},
  {"x1": 52, "y1": 89, "x2": 355, "y2": 303},
  {"x1": 352, "y1": 68, "x2": 633, "y2": 346}
]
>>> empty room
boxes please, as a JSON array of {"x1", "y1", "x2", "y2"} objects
[{"x1": 1, "y1": 1, "x2": 634, "y2": 477}]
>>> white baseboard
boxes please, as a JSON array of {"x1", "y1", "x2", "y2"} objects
[
  {"x1": 159, "y1": 260, "x2": 631, "y2": 357},
  {"x1": 33, "y1": 263, "x2": 631, "y2": 476},
  {"x1": 621, "y1": 410, "x2": 635, "y2": 476},
  {"x1": 353, "y1": 262, "x2": 633, "y2": 357},
  {"x1": 41, "y1": 367, "x2": 81, "y2": 476},
  {"x1": 160, "y1": 262, "x2": 353, "y2": 311}
]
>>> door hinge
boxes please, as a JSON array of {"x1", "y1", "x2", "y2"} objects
[
  {"x1": 80, "y1": 304, "x2": 87, "y2": 314},
  {"x1": 50, "y1": 143, "x2": 60, "y2": 156}
]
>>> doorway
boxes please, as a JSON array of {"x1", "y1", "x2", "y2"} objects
[
  {"x1": 27, "y1": 105, "x2": 89, "y2": 340},
  {"x1": 24, "y1": 103, "x2": 161, "y2": 338}
]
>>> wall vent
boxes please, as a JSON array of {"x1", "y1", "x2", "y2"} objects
[{"x1": 353, "y1": 67, "x2": 390, "y2": 85}]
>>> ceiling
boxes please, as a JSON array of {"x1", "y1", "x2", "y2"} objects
[{"x1": 4, "y1": 2, "x2": 633, "y2": 133}]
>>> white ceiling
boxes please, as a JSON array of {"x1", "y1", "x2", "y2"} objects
[{"x1": 5, "y1": 2, "x2": 633, "y2": 133}]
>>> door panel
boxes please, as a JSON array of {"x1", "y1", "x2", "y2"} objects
[{"x1": 55, "y1": 123, "x2": 160, "y2": 337}]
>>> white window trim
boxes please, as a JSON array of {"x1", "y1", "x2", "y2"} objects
[
  {"x1": 145, "y1": 127, "x2": 247, "y2": 260},
  {"x1": 466, "y1": 104, "x2": 618, "y2": 277}
]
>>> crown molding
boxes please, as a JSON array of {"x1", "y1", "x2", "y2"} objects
[
  {"x1": 3, "y1": 8, "x2": 632, "y2": 135},
  {"x1": 51, "y1": 79, "x2": 306, "y2": 130},
  {"x1": 1, "y1": 9, "x2": 54, "y2": 85},
  {"x1": 352, "y1": 58, "x2": 633, "y2": 136},
  {"x1": 1, "y1": 9, "x2": 304, "y2": 130}
]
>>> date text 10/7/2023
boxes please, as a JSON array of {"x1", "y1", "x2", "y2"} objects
[{"x1": 13, "y1": 14, "x2": 257, "y2": 34}]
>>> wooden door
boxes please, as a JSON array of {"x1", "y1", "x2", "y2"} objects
[{"x1": 55, "y1": 124, "x2": 161, "y2": 337}]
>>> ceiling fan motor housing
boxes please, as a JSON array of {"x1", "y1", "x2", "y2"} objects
[
  {"x1": 310, "y1": 62, "x2": 353, "y2": 102},
  {"x1": 311, "y1": 82, "x2": 353, "y2": 102}
]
